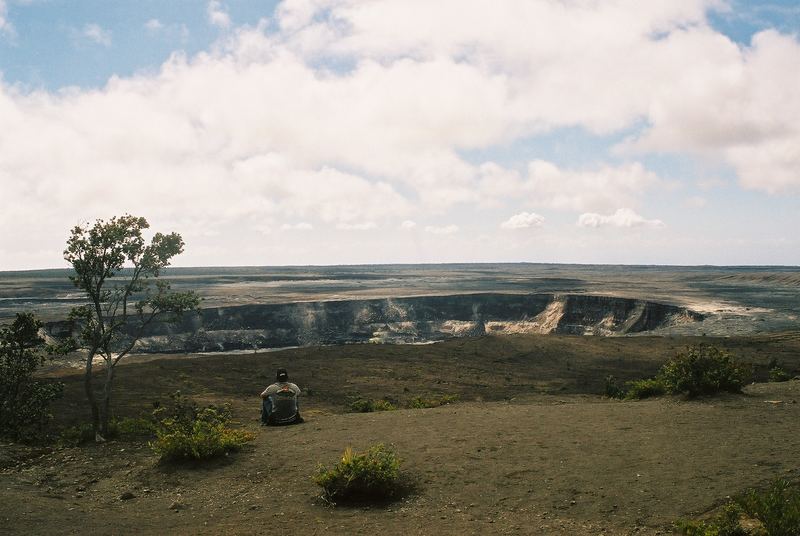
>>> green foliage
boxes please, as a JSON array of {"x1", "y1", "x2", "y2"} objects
[
  {"x1": 0, "y1": 313, "x2": 64, "y2": 441},
  {"x1": 150, "y1": 392, "x2": 254, "y2": 461},
  {"x1": 58, "y1": 416, "x2": 156, "y2": 447},
  {"x1": 658, "y1": 345, "x2": 748, "y2": 398},
  {"x1": 768, "y1": 367, "x2": 791, "y2": 383},
  {"x1": 408, "y1": 394, "x2": 459, "y2": 409},
  {"x1": 738, "y1": 479, "x2": 800, "y2": 536},
  {"x1": 314, "y1": 444, "x2": 403, "y2": 505},
  {"x1": 605, "y1": 346, "x2": 748, "y2": 401},
  {"x1": 63, "y1": 215, "x2": 200, "y2": 436},
  {"x1": 624, "y1": 378, "x2": 667, "y2": 400},
  {"x1": 676, "y1": 480, "x2": 800, "y2": 536},
  {"x1": 348, "y1": 398, "x2": 397, "y2": 413},
  {"x1": 604, "y1": 375, "x2": 625, "y2": 399},
  {"x1": 58, "y1": 422, "x2": 96, "y2": 447},
  {"x1": 115, "y1": 416, "x2": 156, "y2": 438},
  {"x1": 675, "y1": 503, "x2": 747, "y2": 536}
]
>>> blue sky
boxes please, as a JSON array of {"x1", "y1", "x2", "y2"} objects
[
  {"x1": 0, "y1": 0, "x2": 799, "y2": 269},
  {"x1": 1, "y1": 1, "x2": 279, "y2": 89}
]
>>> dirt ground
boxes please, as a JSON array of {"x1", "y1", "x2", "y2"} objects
[{"x1": 2, "y1": 333, "x2": 800, "y2": 535}]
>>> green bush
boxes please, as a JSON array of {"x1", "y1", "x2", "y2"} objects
[
  {"x1": 58, "y1": 416, "x2": 156, "y2": 446},
  {"x1": 314, "y1": 444, "x2": 404, "y2": 505},
  {"x1": 659, "y1": 345, "x2": 748, "y2": 398},
  {"x1": 738, "y1": 479, "x2": 800, "y2": 536},
  {"x1": 769, "y1": 367, "x2": 791, "y2": 383},
  {"x1": 115, "y1": 416, "x2": 156, "y2": 437},
  {"x1": 150, "y1": 392, "x2": 254, "y2": 461},
  {"x1": 58, "y1": 422, "x2": 96, "y2": 447},
  {"x1": 408, "y1": 394, "x2": 459, "y2": 409},
  {"x1": 0, "y1": 313, "x2": 64, "y2": 442},
  {"x1": 624, "y1": 378, "x2": 667, "y2": 400},
  {"x1": 675, "y1": 503, "x2": 746, "y2": 536},
  {"x1": 349, "y1": 398, "x2": 397, "y2": 413},
  {"x1": 676, "y1": 480, "x2": 800, "y2": 536},
  {"x1": 606, "y1": 346, "x2": 748, "y2": 401}
]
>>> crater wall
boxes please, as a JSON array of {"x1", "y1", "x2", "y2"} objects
[{"x1": 44, "y1": 293, "x2": 703, "y2": 354}]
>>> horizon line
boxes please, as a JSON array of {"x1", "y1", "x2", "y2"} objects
[{"x1": 2, "y1": 261, "x2": 800, "y2": 275}]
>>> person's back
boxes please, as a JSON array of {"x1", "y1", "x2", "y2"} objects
[{"x1": 260, "y1": 369, "x2": 302, "y2": 425}]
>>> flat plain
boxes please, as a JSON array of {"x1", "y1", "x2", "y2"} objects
[{"x1": 1, "y1": 264, "x2": 799, "y2": 535}]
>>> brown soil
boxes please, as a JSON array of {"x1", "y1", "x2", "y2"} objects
[{"x1": 2, "y1": 333, "x2": 800, "y2": 535}]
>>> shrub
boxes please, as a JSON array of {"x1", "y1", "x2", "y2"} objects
[
  {"x1": 150, "y1": 392, "x2": 254, "y2": 461},
  {"x1": 408, "y1": 394, "x2": 459, "y2": 409},
  {"x1": 314, "y1": 444, "x2": 404, "y2": 505},
  {"x1": 604, "y1": 375, "x2": 625, "y2": 399},
  {"x1": 58, "y1": 422, "x2": 96, "y2": 447},
  {"x1": 0, "y1": 313, "x2": 64, "y2": 442},
  {"x1": 349, "y1": 398, "x2": 397, "y2": 413},
  {"x1": 738, "y1": 479, "x2": 800, "y2": 536},
  {"x1": 624, "y1": 378, "x2": 667, "y2": 400},
  {"x1": 769, "y1": 367, "x2": 791, "y2": 383},
  {"x1": 373, "y1": 399, "x2": 397, "y2": 411},
  {"x1": 58, "y1": 416, "x2": 156, "y2": 447},
  {"x1": 115, "y1": 416, "x2": 156, "y2": 438},
  {"x1": 659, "y1": 345, "x2": 748, "y2": 398},
  {"x1": 675, "y1": 503, "x2": 746, "y2": 536}
]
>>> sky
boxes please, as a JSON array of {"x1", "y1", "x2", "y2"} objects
[{"x1": 0, "y1": 0, "x2": 799, "y2": 270}]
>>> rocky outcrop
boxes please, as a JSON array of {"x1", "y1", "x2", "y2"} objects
[{"x1": 44, "y1": 293, "x2": 703, "y2": 354}]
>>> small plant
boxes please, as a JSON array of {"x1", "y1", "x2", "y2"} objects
[
  {"x1": 58, "y1": 416, "x2": 155, "y2": 447},
  {"x1": 659, "y1": 345, "x2": 748, "y2": 398},
  {"x1": 408, "y1": 394, "x2": 459, "y2": 409},
  {"x1": 58, "y1": 422, "x2": 96, "y2": 447},
  {"x1": 150, "y1": 392, "x2": 254, "y2": 462},
  {"x1": 373, "y1": 399, "x2": 397, "y2": 411},
  {"x1": 624, "y1": 378, "x2": 667, "y2": 400},
  {"x1": 604, "y1": 375, "x2": 625, "y2": 399},
  {"x1": 738, "y1": 479, "x2": 800, "y2": 536},
  {"x1": 314, "y1": 444, "x2": 404, "y2": 505},
  {"x1": 675, "y1": 502, "x2": 746, "y2": 536},
  {"x1": 0, "y1": 313, "x2": 64, "y2": 442},
  {"x1": 348, "y1": 398, "x2": 397, "y2": 413},
  {"x1": 769, "y1": 367, "x2": 791, "y2": 383},
  {"x1": 115, "y1": 416, "x2": 156, "y2": 438}
]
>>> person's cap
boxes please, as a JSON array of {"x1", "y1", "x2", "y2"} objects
[{"x1": 276, "y1": 368, "x2": 288, "y2": 381}]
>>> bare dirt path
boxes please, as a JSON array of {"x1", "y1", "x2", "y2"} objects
[{"x1": 2, "y1": 380, "x2": 799, "y2": 536}]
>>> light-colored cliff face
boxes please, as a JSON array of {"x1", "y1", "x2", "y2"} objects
[{"x1": 44, "y1": 293, "x2": 703, "y2": 354}]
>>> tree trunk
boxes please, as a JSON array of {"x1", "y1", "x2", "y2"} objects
[
  {"x1": 100, "y1": 361, "x2": 115, "y2": 437},
  {"x1": 83, "y1": 348, "x2": 101, "y2": 440}
]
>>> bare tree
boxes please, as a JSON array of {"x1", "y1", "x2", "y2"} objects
[{"x1": 64, "y1": 215, "x2": 199, "y2": 440}]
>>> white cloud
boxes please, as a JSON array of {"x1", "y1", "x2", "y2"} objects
[
  {"x1": 2, "y1": 0, "x2": 800, "y2": 268},
  {"x1": 684, "y1": 196, "x2": 708, "y2": 208},
  {"x1": 577, "y1": 209, "x2": 664, "y2": 229},
  {"x1": 281, "y1": 0, "x2": 800, "y2": 193},
  {"x1": 280, "y1": 222, "x2": 313, "y2": 231},
  {"x1": 207, "y1": 1, "x2": 231, "y2": 28},
  {"x1": 425, "y1": 225, "x2": 459, "y2": 235},
  {"x1": 500, "y1": 212, "x2": 545, "y2": 230},
  {"x1": 143, "y1": 19, "x2": 190, "y2": 42},
  {"x1": 0, "y1": 0, "x2": 14, "y2": 39},
  {"x1": 399, "y1": 220, "x2": 417, "y2": 230},
  {"x1": 619, "y1": 29, "x2": 800, "y2": 193},
  {"x1": 144, "y1": 19, "x2": 163, "y2": 32},
  {"x1": 336, "y1": 221, "x2": 377, "y2": 231},
  {"x1": 521, "y1": 160, "x2": 660, "y2": 212},
  {"x1": 83, "y1": 23, "x2": 112, "y2": 47}
]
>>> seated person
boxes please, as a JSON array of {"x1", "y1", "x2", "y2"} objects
[{"x1": 260, "y1": 368, "x2": 303, "y2": 425}]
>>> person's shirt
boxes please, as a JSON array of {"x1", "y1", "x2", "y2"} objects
[{"x1": 261, "y1": 382, "x2": 301, "y2": 423}]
